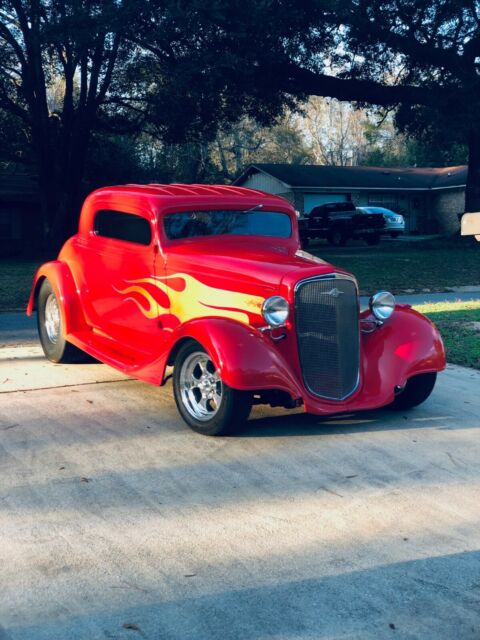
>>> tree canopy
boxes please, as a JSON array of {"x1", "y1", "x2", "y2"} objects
[
  {"x1": 1, "y1": 0, "x2": 479, "y2": 247},
  {"x1": 138, "y1": 0, "x2": 479, "y2": 205}
]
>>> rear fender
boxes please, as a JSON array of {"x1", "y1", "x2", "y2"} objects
[
  {"x1": 165, "y1": 318, "x2": 304, "y2": 397},
  {"x1": 27, "y1": 261, "x2": 87, "y2": 335}
]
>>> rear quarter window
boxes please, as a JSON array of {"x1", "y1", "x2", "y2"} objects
[{"x1": 94, "y1": 209, "x2": 152, "y2": 245}]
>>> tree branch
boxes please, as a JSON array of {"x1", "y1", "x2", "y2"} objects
[
  {"x1": 280, "y1": 63, "x2": 444, "y2": 108},
  {"x1": 0, "y1": 88, "x2": 29, "y2": 121},
  {"x1": 0, "y1": 21, "x2": 26, "y2": 67},
  {"x1": 96, "y1": 35, "x2": 121, "y2": 106}
]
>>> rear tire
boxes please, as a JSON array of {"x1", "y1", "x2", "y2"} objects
[
  {"x1": 327, "y1": 229, "x2": 347, "y2": 246},
  {"x1": 365, "y1": 234, "x2": 381, "y2": 246},
  {"x1": 37, "y1": 279, "x2": 89, "y2": 363},
  {"x1": 173, "y1": 341, "x2": 252, "y2": 436},
  {"x1": 390, "y1": 232, "x2": 400, "y2": 238},
  {"x1": 389, "y1": 373, "x2": 437, "y2": 410}
]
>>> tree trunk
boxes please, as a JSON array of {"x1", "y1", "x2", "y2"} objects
[{"x1": 465, "y1": 127, "x2": 480, "y2": 213}]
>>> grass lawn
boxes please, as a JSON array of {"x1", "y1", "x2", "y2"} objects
[
  {"x1": 0, "y1": 239, "x2": 479, "y2": 310},
  {"x1": 0, "y1": 259, "x2": 42, "y2": 312},
  {"x1": 311, "y1": 240, "x2": 480, "y2": 295},
  {"x1": 415, "y1": 300, "x2": 480, "y2": 370}
]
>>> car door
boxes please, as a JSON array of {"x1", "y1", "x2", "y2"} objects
[{"x1": 81, "y1": 206, "x2": 163, "y2": 356}]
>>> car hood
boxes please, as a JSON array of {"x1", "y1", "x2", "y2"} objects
[
  {"x1": 384, "y1": 212, "x2": 401, "y2": 219},
  {"x1": 165, "y1": 238, "x2": 346, "y2": 292}
]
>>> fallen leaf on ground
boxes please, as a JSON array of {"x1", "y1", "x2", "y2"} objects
[{"x1": 122, "y1": 623, "x2": 143, "y2": 634}]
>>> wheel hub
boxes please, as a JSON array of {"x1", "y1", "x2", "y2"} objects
[
  {"x1": 44, "y1": 293, "x2": 61, "y2": 344},
  {"x1": 179, "y1": 352, "x2": 223, "y2": 421}
]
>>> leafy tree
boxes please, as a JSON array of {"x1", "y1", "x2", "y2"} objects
[
  {"x1": 213, "y1": 117, "x2": 313, "y2": 179},
  {"x1": 301, "y1": 97, "x2": 372, "y2": 166},
  {"x1": 0, "y1": 0, "x2": 146, "y2": 245}
]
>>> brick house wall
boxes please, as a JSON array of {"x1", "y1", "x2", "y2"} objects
[{"x1": 432, "y1": 189, "x2": 465, "y2": 234}]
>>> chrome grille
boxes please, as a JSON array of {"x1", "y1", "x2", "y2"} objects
[{"x1": 295, "y1": 276, "x2": 360, "y2": 400}]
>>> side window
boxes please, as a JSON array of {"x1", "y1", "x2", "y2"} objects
[{"x1": 94, "y1": 209, "x2": 152, "y2": 246}]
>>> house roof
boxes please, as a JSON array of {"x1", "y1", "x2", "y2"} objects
[{"x1": 234, "y1": 163, "x2": 468, "y2": 191}]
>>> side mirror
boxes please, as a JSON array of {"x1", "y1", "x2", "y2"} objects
[{"x1": 461, "y1": 212, "x2": 480, "y2": 241}]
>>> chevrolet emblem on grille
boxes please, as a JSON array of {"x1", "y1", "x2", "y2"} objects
[{"x1": 324, "y1": 288, "x2": 344, "y2": 298}]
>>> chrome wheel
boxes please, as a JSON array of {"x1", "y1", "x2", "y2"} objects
[
  {"x1": 44, "y1": 293, "x2": 61, "y2": 344},
  {"x1": 179, "y1": 351, "x2": 223, "y2": 421}
]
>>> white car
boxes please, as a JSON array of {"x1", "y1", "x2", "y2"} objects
[{"x1": 357, "y1": 206, "x2": 405, "y2": 238}]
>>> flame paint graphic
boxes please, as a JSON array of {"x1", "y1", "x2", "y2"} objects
[{"x1": 114, "y1": 273, "x2": 264, "y2": 328}]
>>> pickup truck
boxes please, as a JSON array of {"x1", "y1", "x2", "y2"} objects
[{"x1": 299, "y1": 201, "x2": 385, "y2": 247}]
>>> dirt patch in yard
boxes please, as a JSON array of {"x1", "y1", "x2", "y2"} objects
[{"x1": 461, "y1": 321, "x2": 480, "y2": 332}]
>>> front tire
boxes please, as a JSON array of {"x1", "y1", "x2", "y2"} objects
[
  {"x1": 173, "y1": 341, "x2": 252, "y2": 435},
  {"x1": 37, "y1": 279, "x2": 89, "y2": 363},
  {"x1": 389, "y1": 373, "x2": 437, "y2": 410}
]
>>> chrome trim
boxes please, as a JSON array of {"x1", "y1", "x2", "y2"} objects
[
  {"x1": 293, "y1": 272, "x2": 359, "y2": 295},
  {"x1": 294, "y1": 273, "x2": 361, "y2": 402},
  {"x1": 258, "y1": 325, "x2": 287, "y2": 341}
]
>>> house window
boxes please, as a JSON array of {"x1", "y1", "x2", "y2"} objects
[{"x1": 368, "y1": 193, "x2": 398, "y2": 210}]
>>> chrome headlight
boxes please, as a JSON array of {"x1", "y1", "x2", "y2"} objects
[
  {"x1": 369, "y1": 291, "x2": 395, "y2": 321},
  {"x1": 262, "y1": 296, "x2": 289, "y2": 327}
]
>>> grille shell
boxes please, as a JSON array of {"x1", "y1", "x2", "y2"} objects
[{"x1": 294, "y1": 276, "x2": 360, "y2": 400}]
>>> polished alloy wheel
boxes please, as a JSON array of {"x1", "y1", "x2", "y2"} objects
[
  {"x1": 179, "y1": 351, "x2": 223, "y2": 421},
  {"x1": 44, "y1": 293, "x2": 61, "y2": 344}
]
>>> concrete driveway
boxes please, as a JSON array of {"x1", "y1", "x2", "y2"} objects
[{"x1": 1, "y1": 339, "x2": 480, "y2": 639}]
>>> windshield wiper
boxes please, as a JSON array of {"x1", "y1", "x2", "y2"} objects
[{"x1": 242, "y1": 204, "x2": 264, "y2": 213}]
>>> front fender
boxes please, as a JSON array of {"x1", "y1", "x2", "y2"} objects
[
  {"x1": 26, "y1": 261, "x2": 87, "y2": 335},
  {"x1": 166, "y1": 318, "x2": 304, "y2": 397},
  {"x1": 359, "y1": 304, "x2": 446, "y2": 402}
]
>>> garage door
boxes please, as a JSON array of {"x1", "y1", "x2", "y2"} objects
[{"x1": 304, "y1": 194, "x2": 348, "y2": 214}]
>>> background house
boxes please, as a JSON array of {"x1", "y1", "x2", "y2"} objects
[
  {"x1": 234, "y1": 164, "x2": 467, "y2": 234},
  {"x1": 0, "y1": 172, "x2": 41, "y2": 256}
]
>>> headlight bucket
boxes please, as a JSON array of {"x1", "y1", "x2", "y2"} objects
[
  {"x1": 262, "y1": 296, "x2": 289, "y2": 327},
  {"x1": 369, "y1": 291, "x2": 395, "y2": 321}
]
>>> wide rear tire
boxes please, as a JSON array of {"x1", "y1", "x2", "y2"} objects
[
  {"x1": 389, "y1": 373, "x2": 437, "y2": 410},
  {"x1": 173, "y1": 341, "x2": 252, "y2": 436},
  {"x1": 37, "y1": 279, "x2": 89, "y2": 363}
]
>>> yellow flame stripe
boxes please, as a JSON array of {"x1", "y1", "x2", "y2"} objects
[
  {"x1": 113, "y1": 285, "x2": 159, "y2": 320},
  {"x1": 119, "y1": 273, "x2": 264, "y2": 324}
]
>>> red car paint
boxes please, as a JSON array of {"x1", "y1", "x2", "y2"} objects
[{"x1": 27, "y1": 184, "x2": 446, "y2": 415}]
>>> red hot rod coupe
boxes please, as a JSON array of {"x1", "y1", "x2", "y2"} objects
[{"x1": 28, "y1": 184, "x2": 445, "y2": 435}]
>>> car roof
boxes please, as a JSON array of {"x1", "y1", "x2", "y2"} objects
[
  {"x1": 79, "y1": 184, "x2": 295, "y2": 233},
  {"x1": 84, "y1": 183, "x2": 292, "y2": 212},
  {"x1": 92, "y1": 183, "x2": 281, "y2": 199},
  {"x1": 360, "y1": 206, "x2": 396, "y2": 213}
]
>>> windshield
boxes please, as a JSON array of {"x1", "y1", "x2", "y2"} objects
[{"x1": 164, "y1": 210, "x2": 292, "y2": 240}]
